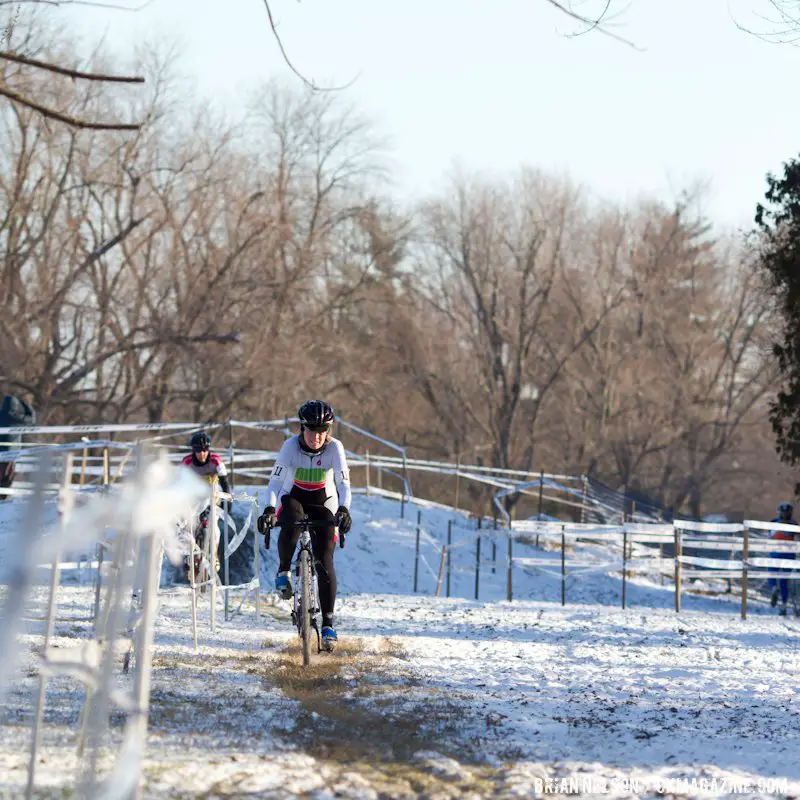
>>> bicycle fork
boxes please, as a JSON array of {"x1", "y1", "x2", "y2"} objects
[
  {"x1": 310, "y1": 565, "x2": 322, "y2": 652},
  {"x1": 291, "y1": 547, "x2": 323, "y2": 653}
]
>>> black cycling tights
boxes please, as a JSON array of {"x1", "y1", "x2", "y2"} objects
[{"x1": 277, "y1": 495, "x2": 337, "y2": 624}]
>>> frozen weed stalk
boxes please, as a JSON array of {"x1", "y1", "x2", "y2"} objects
[{"x1": 4, "y1": 449, "x2": 208, "y2": 800}]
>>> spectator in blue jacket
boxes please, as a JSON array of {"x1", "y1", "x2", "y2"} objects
[{"x1": 768, "y1": 502, "x2": 798, "y2": 615}]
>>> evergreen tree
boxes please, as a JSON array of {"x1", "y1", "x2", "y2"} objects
[{"x1": 755, "y1": 156, "x2": 800, "y2": 489}]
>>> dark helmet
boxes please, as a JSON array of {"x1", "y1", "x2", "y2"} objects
[
  {"x1": 298, "y1": 400, "x2": 335, "y2": 431},
  {"x1": 778, "y1": 502, "x2": 794, "y2": 519},
  {"x1": 190, "y1": 431, "x2": 211, "y2": 452}
]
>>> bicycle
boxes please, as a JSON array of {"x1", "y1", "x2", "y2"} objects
[
  {"x1": 265, "y1": 517, "x2": 344, "y2": 666},
  {"x1": 189, "y1": 507, "x2": 211, "y2": 592},
  {"x1": 182, "y1": 503, "x2": 226, "y2": 592}
]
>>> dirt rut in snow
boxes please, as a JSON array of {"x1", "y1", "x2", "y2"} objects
[{"x1": 261, "y1": 635, "x2": 522, "y2": 799}]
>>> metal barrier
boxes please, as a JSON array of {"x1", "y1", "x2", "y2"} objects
[
  {"x1": 176, "y1": 486, "x2": 262, "y2": 649},
  {"x1": 3, "y1": 449, "x2": 209, "y2": 799},
  {"x1": 0, "y1": 418, "x2": 596, "y2": 521}
]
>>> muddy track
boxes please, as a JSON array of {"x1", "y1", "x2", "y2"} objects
[{"x1": 260, "y1": 635, "x2": 516, "y2": 799}]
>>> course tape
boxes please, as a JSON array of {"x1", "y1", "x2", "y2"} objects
[{"x1": 223, "y1": 509, "x2": 253, "y2": 557}]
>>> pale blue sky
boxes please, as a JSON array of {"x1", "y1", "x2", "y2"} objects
[{"x1": 63, "y1": 0, "x2": 800, "y2": 231}]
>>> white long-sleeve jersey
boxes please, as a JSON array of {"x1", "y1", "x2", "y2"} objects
[{"x1": 265, "y1": 435, "x2": 351, "y2": 514}]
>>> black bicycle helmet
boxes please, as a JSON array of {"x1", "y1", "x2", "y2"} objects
[
  {"x1": 190, "y1": 431, "x2": 211, "y2": 452},
  {"x1": 298, "y1": 400, "x2": 335, "y2": 431},
  {"x1": 778, "y1": 501, "x2": 794, "y2": 519}
]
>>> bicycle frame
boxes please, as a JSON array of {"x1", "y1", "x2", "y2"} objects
[
  {"x1": 267, "y1": 517, "x2": 336, "y2": 665},
  {"x1": 292, "y1": 525, "x2": 322, "y2": 663}
]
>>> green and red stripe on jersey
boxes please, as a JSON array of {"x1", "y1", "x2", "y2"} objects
[{"x1": 293, "y1": 466, "x2": 326, "y2": 491}]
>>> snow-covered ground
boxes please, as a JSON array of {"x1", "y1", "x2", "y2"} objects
[{"x1": 1, "y1": 492, "x2": 797, "y2": 799}]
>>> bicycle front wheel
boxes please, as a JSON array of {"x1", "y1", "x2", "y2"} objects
[{"x1": 299, "y1": 549, "x2": 313, "y2": 666}]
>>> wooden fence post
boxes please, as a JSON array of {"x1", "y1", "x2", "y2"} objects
[
  {"x1": 622, "y1": 528, "x2": 628, "y2": 609},
  {"x1": 413, "y1": 509, "x2": 421, "y2": 592},
  {"x1": 561, "y1": 524, "x2": 566, "y2": 607},
  {"x1": 454, "y1": 452, "x2": 461, "y2": 513},
  {"x1": 741, "y1": 526, "x2": 749, "y2": 620},
  {"x1": 674, "y1": 525, "x2": 682, "y2": 613},
  {"x1": 447, "y1": 520, "x2": 452, "y2": 598},
  {"x1": 474, "y1": 535, "x2": 481, "y2": 600}
]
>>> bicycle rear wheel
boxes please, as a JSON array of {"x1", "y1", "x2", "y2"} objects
[
  {"x1": 299, "y1": 549, "x2": 312, "y2": 666},
  {"x1": 194, "y1": 526, "x2": 209, "y2": 594}
]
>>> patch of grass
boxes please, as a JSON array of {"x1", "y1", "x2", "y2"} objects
[
  {"x1": 266, "y1": 637, "x2": 367, "y2": 696},
  {"x1": 151, "y1": 651, "x2": 260, "y2": 672}
]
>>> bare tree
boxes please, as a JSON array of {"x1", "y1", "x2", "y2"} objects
[
  {"x1": 239, "y1": 83, "x2": 389, "y2": 417},
  {"x1": 560, "y1": 201, "x2": 778, "y2": 516},
  {"x1": 99, "y1": 112, "x2": 260, "y2": 423},
  {"x1": 543, "y1": 0, "x2": 639, "y2": 46},
  {"x1": 546, "y1": 0, "x2": 800, "y2": 44},
  {"x1": 405, "y1": 170, "x2": 627, "y2": 514},
  {"x1": 0, "y1": 54, "x2": 147, "y2": 418},
  {"x1": 1, "y1": 6, "x2": 144, "y2": 129},
  {"x1": 0, "y1": 40, "x2": 244, "y2": 423},
  {"x1": 0, "y1": 0, "x2": 353, "y2": 132},
  {"x1": 660, "y1": 248, "x2": 777, "y2": 517}
]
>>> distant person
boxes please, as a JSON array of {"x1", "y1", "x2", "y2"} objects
[
  {"x1": 180, "y1": 431, "x2": 232, "y2": 577},
  {"x1": 768, "y1": 502, "x2": 798, "y2": 615},
  {"x1": 181, "y1": 430, "x2": 231, "y2": 502},
  {"x1": 0, "y1": 395, "x2": 36, "y2": 501}
]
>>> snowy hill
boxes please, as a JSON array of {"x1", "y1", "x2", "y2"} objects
[{"x1": 1, "y1": 490, "x2": 798, "y2": 798}]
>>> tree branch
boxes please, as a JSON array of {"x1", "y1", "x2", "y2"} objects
[
  {"x1": 58, "y1": 331, "x2": 241, "y2": 395},
  {"x1": 544, "y1": 0, "x2": 641, "y2": 48},
  {"x1": 0, "y1": 50, "x2": 145, "y2": 83},
  {"x1": 261, "y1": 0, "x2": 359, "y2": 92},
  {"x1": 0, "y1": 82, "x2": 142, "y2": 130},
  {"x1": 0, "y1": 0, "x2": 153, "y2": 9},
  {"x1": 730, "y1": 0, "x2": 800, "y2": 44}
]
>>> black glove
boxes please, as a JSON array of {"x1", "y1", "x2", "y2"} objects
[
  {"x1": 257, "y1": 506, "x2": 276, "y2": 534},
  {"x1": 335, "y1": 505, "x2": 351, "y2": 535}
]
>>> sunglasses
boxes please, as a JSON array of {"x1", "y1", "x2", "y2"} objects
[
  {"x1": 192, "y1": 446, "x2": 210, "y2": 453},
  {"x1": 304, "y1": 424, "x2": 330, "y2": 434}
]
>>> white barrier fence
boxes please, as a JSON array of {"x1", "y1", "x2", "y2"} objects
[
  {"x1": 0, "y1": 418, "x2": 600, "y2": 524},
  {"x1": 177, "y1": 485, "x2": 263, "y2": 649},
  {"x1": 507, "y1": 518, "x2": 800, "y2": 618},
  {"x1": 1, "y1": 448, "x2": 268, "y2": 799},
  {"x1": 5, "y1": 435, "x2": 794, "y2": 617},
  {"x1": 0, "y1": 449, "x2": 211, "y2": 799},
  {"x1": 393, "y1": 506, "x2": 800, "y2": 618}
]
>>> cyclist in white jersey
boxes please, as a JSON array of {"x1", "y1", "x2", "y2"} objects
[{"x1": 258, "y1": 400, "x2": 351, "y2": 648}]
